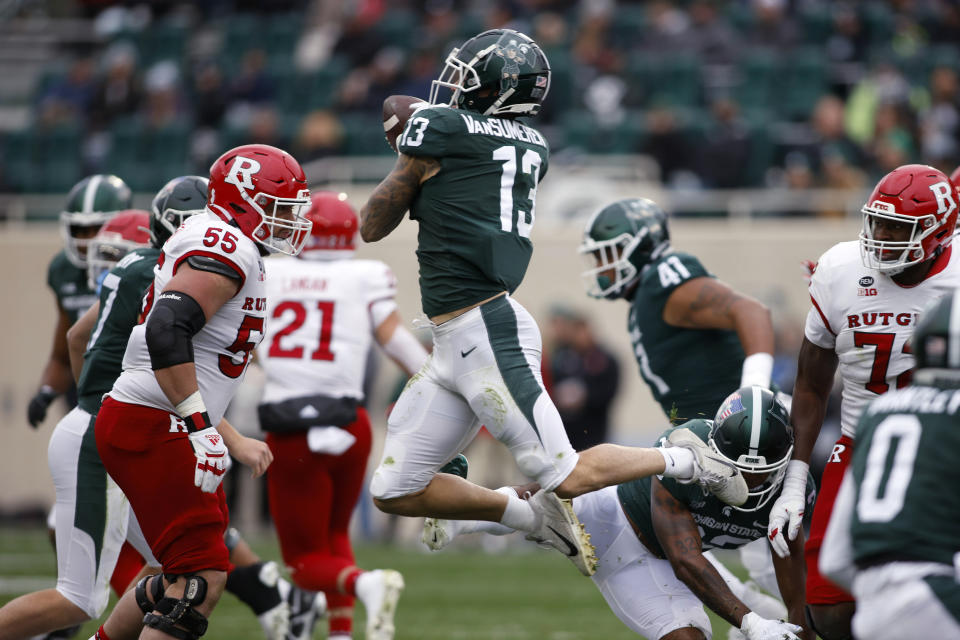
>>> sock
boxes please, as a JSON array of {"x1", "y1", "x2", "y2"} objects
[
  {"x1": 339, "y1": 566, "x2": 363, "y2": 597},
  {"x1": 327, "y1": 592, "x2": 354, "y2": 636},
  {"x1": 91, "y1": 625, "x2": 112, "y2": 640},
  {"x1": 225, "y1": 561, "x2": 282, "y2": 615},
  {"x1": 658, "y1": 447, "x2": 695, "y2": 480},
  {"x1": 497, "y1": 487, "x2": 538, "y2": 532}
]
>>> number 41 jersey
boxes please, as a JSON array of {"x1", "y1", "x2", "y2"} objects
[
  {"x1": 109, "y1": 212, "x2": 267, "y2": 425},
  {"x1": 805, "y1": 241, "x2": 960, "y2": 438},
  {"x1": 398, "y1": 105, "x2": 549, "y2": 317}
]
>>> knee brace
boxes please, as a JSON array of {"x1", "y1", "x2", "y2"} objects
[
  {"x1": 135, "y1": 574, "x2": 166, "y2": 615},
  {"x1": 143, "y1": 574, "x2": 210, "y2": 640}
]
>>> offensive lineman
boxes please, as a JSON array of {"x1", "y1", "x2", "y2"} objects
[
  {"x1": 819, "y1": 291, "x2": 960, "y2": 639},
  {"x1": 360, "y1": 28, "x2": 747, "y2": 579},
  {"x1": 766, "y1": 163, "x2": 960, "y2": 639},
  {"x1": 257, "y1": 192, "x2": 427, "y2": 640},
  {"x1": 90, "y1": 144, "x2": 313, "y2": 640}
]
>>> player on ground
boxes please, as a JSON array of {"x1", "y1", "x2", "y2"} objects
[
  {"x1": 577, "y1": 196, "x2": 787, "y2": 603},
  {"x1": 360, "y1": 28, "x2": 747, "y2": 578},
  {"x1": 28, "y1": 174, "x2": 131, "y2": 428},
  {"x1": 766, "y1": 163, "x2": 960, "y2": 639},
  {"x1": 427, "y1": 387, "x2": 815, "y2": 640},
  {"x1": 258, "y1": 191, "x2": 427, "y2": 640},
  {"x1": 820, "y1": 291, "x2": 960, "y2": 639},
  {"x1": 90, "y1": 145, "x2": 312, "y2": 640}
]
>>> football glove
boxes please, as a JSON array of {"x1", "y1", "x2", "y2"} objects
[
  {"x1": 767, "y1": 460, "x2": 809, "y2": 558},
  {"x1": 189, "y1": 427, "x2": 229, "y2": 493},
  {"x1": 739, "y1": 612, "x2": 803, "y2": 640},
  {"x1": 27, "y1": 385, "x2": 57, "y2": 428}
]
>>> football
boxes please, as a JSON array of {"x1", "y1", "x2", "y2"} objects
[{"x1": 383, "y1": 94, "x2": 428, "y2": 152}]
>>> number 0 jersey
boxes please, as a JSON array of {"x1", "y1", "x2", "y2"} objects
[
  {"x1": 109, "y1": 212, "x2": 266, "y2": 425},
  {"x1": 258, "y1": 256, "x2": 398, "y2": 404},
  {"x1": 804, "y1": 242, "x2": 960, "y2": 437},
  {"x1": 398, "y1": 105, "x2": 549, "y2": 317},
  {"x1": 850, "y1": 386, "x2": 960, "y2": 567}
]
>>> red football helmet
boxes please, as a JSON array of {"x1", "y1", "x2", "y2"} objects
[
  {"x1": 301, "y1": 191, "x2": 358, "y2": 259},
  {"x1": 860, "y1": 164, "x2": 957, "y2": 275},
  {"x1": 951, "y1": 165, "x2": 960, "y2": 199},
  {"x1": 208, "y1": 144, "x2": 312, "y2": 255},
  {"x1": 87, "y1": 209, "x2": 151, "y2": 288}
]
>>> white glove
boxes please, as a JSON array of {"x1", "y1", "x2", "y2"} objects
[
  {"x1": 767, "y1": 460, "x2": 808, "y2": 558},
  {"x1": 739, "y1": 612, "x2": 803, "y2": 640},
  {"x1": 189, "y1": 427, "x2": 229, "y2": 493}
]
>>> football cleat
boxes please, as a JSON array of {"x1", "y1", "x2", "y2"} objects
[
  {"x1": 277, "y1": 578, "x2": 326, "y2": 640},
  {"x1": 525, "y1": 490, "x2": 597, "y2": 576},
  {"x1": 359, "y1": 569, "x2": 404, "y2": 640},
  {"x1": 421, "y1": 454, "x2": 469, "y2": 551},
  {"x1": 666, "y1": 428, "x2": 749, "y2": 507}
]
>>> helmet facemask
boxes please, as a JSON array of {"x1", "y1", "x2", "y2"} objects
[
  {"x1": 247, "y1": 190, "x2": 313, "y2": 255},
  {"x1": 60, "y1": 212, "x2": 113, "y2": 268},
  {"x1": 579, "y1": 231, "x2": 644, "y2": 299},
  {"x1": 86, "y1": 233, "x2": 141, "y2": 289},
  {"x1": 859, "y1": 201, "x2": 938, "y2": 275}
]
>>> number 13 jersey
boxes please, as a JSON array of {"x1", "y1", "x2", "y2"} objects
[
  {"x1": 804, "y1": 241, "x2": 960, "y2": 438},
  {"x1": 110, "y1": 212, "x2": 267, "y2": 425},
  {"x1": 398, "y1": 105, "x2": 549, "y2": 317}
]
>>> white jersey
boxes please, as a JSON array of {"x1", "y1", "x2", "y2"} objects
[
  {"x1": 110, "y1": 212, "x2": 267, "y2": 425},
  {"x1": 258, "y1": 256, "x2": 397, "y2": 404},
  {"x1": 804, "y1": 241, "x2": 960, "y2": 437}
]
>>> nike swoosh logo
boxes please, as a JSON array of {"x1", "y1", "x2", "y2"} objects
[
  {"x1": 460, "y1": 346, "x2": 478, "y2": 358},
  {"x1": 547, "y1": 525, "x2": 579, "y2": 557}
]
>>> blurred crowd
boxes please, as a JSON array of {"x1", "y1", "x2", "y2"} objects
[{"x1": 3, "y1": 0, "x2": 960, "y2": 199}]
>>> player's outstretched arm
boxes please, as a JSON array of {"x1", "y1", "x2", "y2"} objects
[
  {"x1": 663, "y1": 277, "x2": 775, "y2": 387},
  {"x1": 360, "y1": 154, "x2": 440, "y2": 242},
  {"x1": 650, "y1": 477, "x2": 750, "y2": 628},
  {"x1": 66, "y1": 301, "x2": 99, "y2": 382},
  {"x1": 374, "y1": 309, "x2": 428, "y2": 376},
  {"x1": 770, "y1": 520, "x2": 815, "y2": 639}
]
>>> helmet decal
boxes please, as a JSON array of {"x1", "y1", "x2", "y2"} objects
[
  {"x1": 930, "y1": 181, "x2": 957, "y2": 217},
  {"x1": 224, "y1": 156, "x2": 261, "y2": 192}
]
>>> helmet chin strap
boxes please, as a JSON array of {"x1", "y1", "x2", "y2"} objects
[{"x1": 485, "y1": 87, "x2": 515, "y2": 115}]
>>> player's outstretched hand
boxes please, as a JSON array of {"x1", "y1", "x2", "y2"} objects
[
  {"x1": 739, "y1": 612, "x2": 803, "y2": 640},
  {"x1": 766, "y1": 460, "x2": 808, "y2": 558},
  {"x1": 230, "y1": 435, "x2": 273, "y2": 478},
  {"x1": 189, "y1": 427, "x2": 229, "y2": 492}
]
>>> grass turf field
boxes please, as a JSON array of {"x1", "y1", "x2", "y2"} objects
[{"x1": 0, "y1": 526, "x2": 740, "y2": 639}]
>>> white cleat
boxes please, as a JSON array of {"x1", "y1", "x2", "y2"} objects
[
  {"x1": 525, "y1": 490, "x2": 597, "y2": 577},
  {"x1": 257, "y1": 600, "x2": 291, "y2": 640},
  {"x1": 667, "y1": 427, "x2": 749, "y2": 507},
  {"x1": 421, "y1": 517, "x2": 458, "y2": 551},
  {"x1": 359, "y1": 569, "x2": 405, "y2": 640}
]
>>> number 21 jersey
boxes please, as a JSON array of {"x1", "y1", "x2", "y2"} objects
[
  {"x1": 804, "y1": 241, "x2": 960, "y2": 438},
  {"x1": 109, "y1": 212, "x2": 267, "y2": 425}
]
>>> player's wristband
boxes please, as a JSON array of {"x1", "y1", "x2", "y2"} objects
[
  {"x1": 740, "y1": 352, "x2": 774, "y2": 389},
  {"x1": 782, "y1": 460, "x2": 809, "y2": 493},
  {"x1": 37, "y1": 385, "x2": 58, "y2": 402},
  {"x1": 175, "y1": 391, "x2": 211, "y2": 433}
]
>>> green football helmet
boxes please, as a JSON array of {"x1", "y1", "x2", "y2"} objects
[
  {"x1": 150, "y1": 175, "x2": 209, "y2": 248},
  {"x1": 579, "y1": 198, "x2": 671, "y2": 299},
  {"x1": 912, "y1": 291, "x2": 960, "y2": 387},
  {"x1": 710, "y1": 386, "x2": 793, "y2": 512},
  {"x1": 60, "y1": 174, "x2": 133, "y2": 268},
  {"x1": 429, "y1": 28, "x2": 551, "y2": 117}
]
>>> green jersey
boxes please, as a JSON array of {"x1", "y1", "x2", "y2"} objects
[
  {"x1": 397, "y1": 106, "x2": 549, "y2": 317},
  {"x1": 47, "y1": 249, "x2": 98, "y2": 324},
  {"x1": 850, "y1": 386, "x2": 960, "y2": 567},
  {"x1": 76, "y1": 248, "x2": 158, "y2": 414},
  {"x1": 627, "y1": 251, "x2": 744, "y2": 423},
  {"x1": 617, "y1": 420, "x2": 816, "y2": 557}
]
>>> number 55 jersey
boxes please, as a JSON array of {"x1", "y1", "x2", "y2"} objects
[
  {"x1": 805, "y1": 240, "x2": 960, "y2": 438},
  {"x1": 109, "y1": 212, "x2": 267, "y2": 426}
]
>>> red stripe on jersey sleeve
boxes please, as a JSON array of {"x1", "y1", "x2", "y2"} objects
[
  {"x1": 809, "y1": 294, "x2": 836, "y2": 336},
  {"x1": 174, "y1": 250, "x2": 246, "y2": 289}
]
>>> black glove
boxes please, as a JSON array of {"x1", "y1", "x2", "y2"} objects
[{"x1": 27, "y1": 386, "x2": 57, "y2": 428}]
